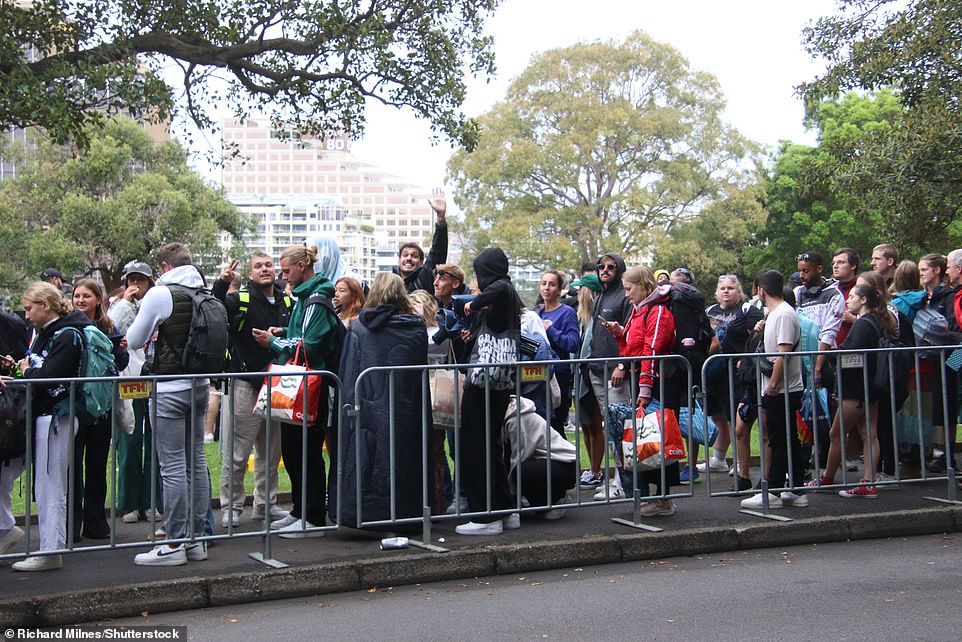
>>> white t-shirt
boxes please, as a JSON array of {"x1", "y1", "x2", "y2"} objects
[{"x1": 762, "y1": 301, "x2": 803, "y2": 394}]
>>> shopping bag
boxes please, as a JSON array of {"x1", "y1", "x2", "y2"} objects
[
  {"x1": 622, "y1": 408, "x2": 686, "y2": 471},
  {"x1": 429, "y1": 367, "x2": 460, "y2": 428},
  {"x1": 796, "y1": 387, "x2": 829, "y2": 446},
  {"x1": 678, "y1": 401, "x2": 718, "y2": 447},
  {"x1": 253, "y1": 342, "x2": 322, "y2": 424}
]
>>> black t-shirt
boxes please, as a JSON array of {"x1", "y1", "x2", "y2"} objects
[
  {"x1": 838, "y1": 315, "x2": 881, "y2": 399},
  {"x1": 707, "y1": 303, "x2": 762, "y2": 354}
]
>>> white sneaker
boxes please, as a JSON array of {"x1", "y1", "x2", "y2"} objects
[
  {"x1": 134, "y1": 544, "x2": 187, "y2": 567},
  {"x1": 144, "y1": 508, "x2": 163, "y2": 522},
  {"x1": 593, "y1": 481, "x2": 626, "y2": 501},
  {"x1": 12, "y1": 554, "x2": 62, "y2": 572},
  {"x1": 455, "y1": 521, "x2": 503, "y2": 536},
  {"x1": 0, "y1": 525, "x2": 24, "y2": 554},
  {"x1": 740, "y1": 493, "x2": 783, "y2": 509},
  {"x1": 779, "y1": 491, "x2": 809, "y2": 507},
  {"x1": 277, "y1": 519, "x2": 325, "y2": 539},
  {"x1": 875, "y1": 472, "x2": 899, "y2": 490},
  {"x1": 444, "y1": 496, "x2": 469, "y2": 515},
  {"x1": 252, "y1": 505, "x2": 290, "y2": 521},
  {"x1": 121, "y1": 510, "x2": 141, "y2": 524},
  {"x1": 845, "y1": 458, "x2": 860, "y2": 472},
  {"x1": 696, "y1": 457, "x2": 729, "y2": 473},
  {"x1": 270, "y1": 514, "x2": 298, "y2": 529},
  {"x1": 542, "y1": 508, "x2": 566, "y2": 520},
  {"x1": 502, "y1": 513, "x2": 521, "y2": 530},
  {"x1": 185, "y1": 542, "x2": 208, "y2": 561},
  {"x1": 221, "y1": 510, "x2": 240, "y2": 528}
]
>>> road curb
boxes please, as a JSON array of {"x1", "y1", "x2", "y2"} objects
[{"x1": 3, "y1": 506, "x2": 959, "y2": 627}]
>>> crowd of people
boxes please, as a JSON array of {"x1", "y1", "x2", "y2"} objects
[{"x1": 1, "y1": 200, "x2": 960, "y2": 571}]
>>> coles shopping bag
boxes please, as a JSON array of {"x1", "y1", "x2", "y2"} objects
[
  {"x1": 622, "y1": 408, "x2": 686, "y2": 471},
  {"x1": 253, "y1": 342, "x2": 322, "y2": 425}
]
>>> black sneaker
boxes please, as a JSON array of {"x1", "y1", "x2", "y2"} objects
[
  {"x1": 927, "y1": 453, "x2": 947, "y2": 474},
  {"x1": 732, "y1": 476, "x2": 753, "y2": 492}
]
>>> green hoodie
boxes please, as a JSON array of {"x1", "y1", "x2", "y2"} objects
[{"x1": 269, "y1": 274, "x2": 338, "y2": 369}]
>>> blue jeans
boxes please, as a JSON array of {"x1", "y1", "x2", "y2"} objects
[{"x1": 150, "y1": 384, "x2": 210, "y2": 541}]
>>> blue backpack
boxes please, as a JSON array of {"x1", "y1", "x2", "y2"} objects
[{"x1": 55, "y1": 325, "x2": 117, "y2": 424}]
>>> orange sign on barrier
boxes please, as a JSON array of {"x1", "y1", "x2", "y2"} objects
[
  {"x1": 118, "y1": 380, "x2": 151, "y2": 399},
  {"x1": 520, "y1": 364, "x2": 548, "y2": 382}
]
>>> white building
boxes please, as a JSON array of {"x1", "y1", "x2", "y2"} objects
[{"x1": 220, "y1": 119, "x2": 439, "y2": 278}]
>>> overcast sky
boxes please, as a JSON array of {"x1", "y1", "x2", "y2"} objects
[{"x1": 348, "y1": 0, "x2": 839, "y2": 192}]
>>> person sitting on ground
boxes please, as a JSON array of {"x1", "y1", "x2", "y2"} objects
[{"x1": 502, "y1": 395, "x2": 577, "y2": 520}]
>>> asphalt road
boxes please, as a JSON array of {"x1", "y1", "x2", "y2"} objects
[{"x1": 97, "y1": 533, "x2": 962, "y2": 641}]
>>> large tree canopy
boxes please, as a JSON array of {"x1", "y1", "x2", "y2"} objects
[
  {"x1": 800, "y1": 0, "x2": 962, "y2": 250},
  {"x1": 0, "y1": 0, "x2": 498, "y2": 148},
  {"x1": 448, "y1": 31, "x2": 757, "y2": 269},
  {"x1": 0, "y1": 117, "x2": 250, "y2": 295}
]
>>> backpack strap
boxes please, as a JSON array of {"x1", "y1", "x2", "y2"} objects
[
  {"x1": 53, "y1": 326, "x2": 87, "y2": 378},
  {"x1": 236, "y1": 287, "x2": 251, "y2": 331}
]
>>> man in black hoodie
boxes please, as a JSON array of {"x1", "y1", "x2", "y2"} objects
[
  {"x1": 393, "y1": 188, "x2": 448, "y2": 293},
  {"x1": 213, "y1": 253, "x2": 292, "y2": 527},
  {"x1": 578, "y1": 253, "x2": 632, "y2": 489},
  {"x1": 455, "y1": 248, "x2": 521, "y2": 536}
]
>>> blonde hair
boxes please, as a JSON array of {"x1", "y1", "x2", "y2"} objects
[
  {"x1": 366, "y1": 272, "x2": 415, "y2": 313},
  {"x1": 280, "y1": 245, "x2": 319, "y2": 266},
  {"x1": 577, "y1": 285, "x2": 596, "y2": 330},
  {"x1": 22, "y1": 281, "x2": 70, "y2": 317},
  {"x1": 622, "y1": 265, "x2": 655, "y2": 299},
  {"x1": 73, "y1": 278, "x2": 115, "y2": 334},
  {"x1": 409, "y1": 289, "x2": 438, "y2": 326}
]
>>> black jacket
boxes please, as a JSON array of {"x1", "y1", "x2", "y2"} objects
[
  {"x1": 588, "y1": 253, "x2": 631, "y2": 371},
  {"x1": 392, "y1": 222, "x2": 448, "y2": 293},
  {"x1": 329, "y1": 304, "x2": 428, "y2": 527},
  {"x1": 213, "y1": 279, "x2": 292, "y2": 384},
  {"x1": 22, "y1": 311, "x2": 89, "y2": 416}
]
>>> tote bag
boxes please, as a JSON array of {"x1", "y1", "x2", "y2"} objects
[
  {"x1": 622, "y1": 407, "x2": 686, "y2": 471},
  {"x1": 253, "y1": 342, "x2": 322, "y2": 425}
]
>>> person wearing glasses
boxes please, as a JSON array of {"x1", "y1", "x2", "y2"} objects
[
  {"x1": 394, "y1": 188, "x2": 448, "y2": 293},
  {"x1": 793, "y1": 250, "x2": 845, "y2": 475},
  {"x1": 577, "y1": 254, "x2": 632, "y2": 490},
  {"x1": 670, "y1": 267, "x2": 694, "y2": 284}
]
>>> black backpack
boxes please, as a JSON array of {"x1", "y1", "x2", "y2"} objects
[
  {"x1": 648, "y1": 282, "x2": 714, "y2": 377},
  {"x1": 863, "y1": 314, "x2": 910, "y2": 411},
  {"x1": 0, "y1": 381, "x2": 27, "y2": 463},
  {"x1": 168, "y1": 285, "x2": 230, "y2": 375},
  {"x1": 303, "y1": 293, "x2": 347, "y2": 373}
]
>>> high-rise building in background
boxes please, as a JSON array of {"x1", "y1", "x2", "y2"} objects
[{"x1": 220, "y1": 119, "x2": 439, "y2": 282}]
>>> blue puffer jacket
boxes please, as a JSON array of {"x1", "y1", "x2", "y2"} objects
[{"x1": 329, "y1": 304, "x2": 428, "y2": 528}]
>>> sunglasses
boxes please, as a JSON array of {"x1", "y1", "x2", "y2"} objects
[
  {"x1": 795, "y1": 253, "x2": 815, "y2": 263},
  {"x1": 598, "y1": 264, "x2": 617, "y2": 272},
  {"x1": 434, "y1": 269, "x2": 457, "y2": 280}
]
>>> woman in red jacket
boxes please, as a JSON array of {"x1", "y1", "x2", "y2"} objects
[{"x1": 603, "y1": 266, "x2": 679, "y2": 517}]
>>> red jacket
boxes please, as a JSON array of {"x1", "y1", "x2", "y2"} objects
[{"x1": 618, "y1": 299, "x2": 675, "y2": 399}]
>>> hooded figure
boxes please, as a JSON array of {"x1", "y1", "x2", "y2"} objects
[
  {"x1": 588, "y1": 253, "x2": 631, "y2": 371},
  {"x1": 454, "y1": 248, "x2": 521, "y2": 535},
  {"x1": 331, "y1": 284, "x2": 428, "y2": 529}
]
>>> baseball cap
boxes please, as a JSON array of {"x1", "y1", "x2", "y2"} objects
[
  {"x1": 122, "y1": 261, "x2": 153, "y2": 280},
  {"x1": 39, "y1": 267, "x2": 62, "y2": 282},
  {"x1": 571, "y1": 273, "x2": 603, "y2": 293}
]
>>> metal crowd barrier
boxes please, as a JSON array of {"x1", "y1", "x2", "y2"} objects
[
  {"x1": 2, "y1": 341, "x2": 958, "y2": 564},
  {"x1": 700, "y1": 343, "x2": 961, "y2": 518}
]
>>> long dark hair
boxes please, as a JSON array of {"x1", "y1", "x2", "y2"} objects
[{"x1": 852, "y1": 283, "x2": 896, "y2": 338}]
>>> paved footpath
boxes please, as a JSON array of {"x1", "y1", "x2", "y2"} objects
[{"x1": 1, "y1": 473, "x2": 961, "y2": 627}]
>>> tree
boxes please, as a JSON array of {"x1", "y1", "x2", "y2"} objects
[
  {"x1": 0, "y1": 117, "x2": 250, "y2": 294},
  {"x1": 745, "y1": 91, "x2": 902, "y2": 276},
  {"x1": 800, "y1": 0, "x2": 962, "y2": 252},
  {"x1": 448, "y1": 31, "x2": 757, "y2": 270},
  {"x1": 652, "y1": 181, "x2": 768, "y2": 293},
  {"x1": 0, "y1": 1, "x2": 498, "y2": 149}
]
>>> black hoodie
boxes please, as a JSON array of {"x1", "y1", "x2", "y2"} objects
[
  {"x1": 471, "y1": 248, "x2": 521, "y2": 334},
  {"x1": 589, "y1": 253, "x2": 631, "y2": 369},
  {"x1": 22, "y1": 310, "x2": 89, "y2": 416}
]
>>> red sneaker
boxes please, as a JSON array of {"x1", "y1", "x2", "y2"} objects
[{"x1": 837, "y1": 481, "x2": 878, "y2": 499}]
